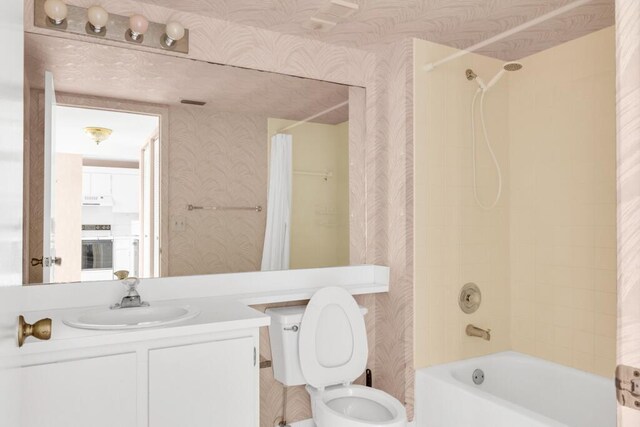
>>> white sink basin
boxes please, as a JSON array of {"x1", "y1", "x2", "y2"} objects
[{"x1": 63, "y1": 305, "x2": 200, "y2": 330}]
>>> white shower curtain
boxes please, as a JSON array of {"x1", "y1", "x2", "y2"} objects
[{"x1": 261, "y1": 133, "x2": 292, "y2": 271}]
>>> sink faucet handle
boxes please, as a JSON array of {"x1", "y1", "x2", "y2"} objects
[{"x1": 122, "y1": 277, "x2": 140, "y2": 295}]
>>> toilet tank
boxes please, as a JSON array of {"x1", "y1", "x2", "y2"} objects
[{"x1": 266, "y1": 304, "x2": 368, "y2": 387}]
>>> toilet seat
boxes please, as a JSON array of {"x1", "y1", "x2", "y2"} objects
[
  {"x1": 298, "y1": 286, "x2": 368, "y2": 389},
  {"x1": 299, "y1": 287, "x2": 407, "y2": 427},
  {"x1": 308, "y1": 384, "x2": 407, "y2": 427}
]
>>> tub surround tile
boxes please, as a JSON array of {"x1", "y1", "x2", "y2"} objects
[{"x1": 509, "y1": 27, "x2": 617, "y2": 376}]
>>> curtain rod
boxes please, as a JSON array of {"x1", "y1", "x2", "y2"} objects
[
  {"x1": 274, "y1": 100, "x2": 349, "y2": 134},
  {"x1": 422, "y1": 0, "x2": 593, "y2": 72}
]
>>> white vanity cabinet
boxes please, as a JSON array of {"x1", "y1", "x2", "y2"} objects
[
  {"x1": 19, "y1": 327, "x2": 261, "y2": 427},
  {"x1": 149, "y1": 336, "x2": 257, "y2": 427},
  {"x1": 21, "y1": 352, "x2": 138, "y2": 427}
]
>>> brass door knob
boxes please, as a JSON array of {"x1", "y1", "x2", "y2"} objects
[{"x1": 18, "y1": 315, "x2": 52, "y2": 347}]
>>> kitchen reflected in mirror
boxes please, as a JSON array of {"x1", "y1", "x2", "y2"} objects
[{"x1": 24, "y1": 32, "x2": 360, "y2": 285}]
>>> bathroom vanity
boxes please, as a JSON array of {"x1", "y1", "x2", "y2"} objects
[
  {"x1": 12, "y1": 265, "x2": 389, "y2": 427},
  {"x1": 19, "y1": 298, "x2": 268, "y2": 427}
]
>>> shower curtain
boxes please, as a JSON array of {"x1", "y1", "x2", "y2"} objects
[{"x1": 261, "y1": 133, "x2": 292, "y2": 271}]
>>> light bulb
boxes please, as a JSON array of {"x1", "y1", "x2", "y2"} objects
[
  {"x1": 87, "y1": 5, "x2": 108, "y2": 33},
  {"x1": 44, "y1": 0, "x2": 68, "y2": 25},
  {"x1": 128, "y1": 14, "x2": 149, "y2": 41},
  {"x1": 163, "y1": 22, "x2": 185, "y2": 47}
]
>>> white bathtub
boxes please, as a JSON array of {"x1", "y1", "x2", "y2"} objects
[{"x1": 415, "y1": 351, "x2": 616, "y2": 427}]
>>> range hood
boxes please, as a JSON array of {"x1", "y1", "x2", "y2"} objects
[{"x1": 82, "y1": 195, "x2": 113, "y2": 206}]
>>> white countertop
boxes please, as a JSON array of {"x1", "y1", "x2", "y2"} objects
[
  {"x1": 19, "y1": 297, "x2": 270, "y2": 355},
  {"x1": 7, "y1": 265, "x2": 389, "y2": 355}
]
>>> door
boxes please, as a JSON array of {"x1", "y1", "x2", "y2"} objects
[
  {"x1": 0, "y1": 2, "x2": 24, "y2": 425},
  {"x1": 148, "y1": 337, "x2": 257, "y2": 427},
  {"x1": 616, "y1": 0, "x2": 640, "y2": 425},
  {"x1": 141, "y1": 141, "x2": 152, "y2": 277},
  {"x1": 42, "y1": 71, "x2": 58, "y2": 283}
]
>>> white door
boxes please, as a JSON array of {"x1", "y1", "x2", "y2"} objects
[
  {"x1": 42, "y1": 71, "x2": 58, "y2": 283},
  {"x1": 0, "y1": 2, "x2": 25, "y2": 425},
  {"x1": 141, "y1": 143, "x2": 152, "y2": 277}
]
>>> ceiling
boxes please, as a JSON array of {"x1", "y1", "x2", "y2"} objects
[
  {"x1": 56, "y1": 106, "x2": 159, "y2": 161},
  {"x1": 135, "y1": 0, "x2": 615, "y2": 60},
  {"x1": 25, "y1": 33, "x2": 349, "y2": 124}
]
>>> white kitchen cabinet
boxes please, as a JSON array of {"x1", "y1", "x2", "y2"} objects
[
  {"x1": 112, "y1": 173, "x2": 139, "y2": 213},
  {"x1": 89, "y1": 172, "x2": 112, "y2": 195},
  {"x1": 83, "y1": 167, "x2": 139, "y2": 213},
  {"x1": 82, "y1": 172, "x2": 91, "y2": 196},
  {"x1": 21, "y1": 352, "x2": 137, "y2": 427},
  {"x1": 149, "y1": 337, "x2": 258, "y2": 427}
]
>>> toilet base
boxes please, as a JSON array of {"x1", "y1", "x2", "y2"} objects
[{"x1": 307, "y1": 384, "x2": 407, "y2": 427}]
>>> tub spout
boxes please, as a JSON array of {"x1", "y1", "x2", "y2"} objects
[{"x1": 466, "y1": 324, "x2": 491, "y2": 341}]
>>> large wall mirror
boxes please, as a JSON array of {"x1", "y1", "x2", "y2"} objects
[{"x1": 23, "y1": 32, "x2": 365, "y2": 285}]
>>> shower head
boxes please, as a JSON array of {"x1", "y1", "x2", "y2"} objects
[
  {"x1": 503, "y1": 61, "x2": 523, "y2": 72},
  {"x1": 485, "y1": 61, "x2": 523, "y2": 90}
]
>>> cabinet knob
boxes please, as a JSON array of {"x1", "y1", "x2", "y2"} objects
[{"x1": 18, "y1": 315, "x2": 52, "y2": 347}]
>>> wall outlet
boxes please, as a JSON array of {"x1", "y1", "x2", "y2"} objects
[{"x1": 171, "y1": 216, "x2": 186, "y2": 232}]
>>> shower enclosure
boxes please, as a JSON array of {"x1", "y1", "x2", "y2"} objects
[{"x1": 414, "y1": 21, "x2": 618, "y2": 427}]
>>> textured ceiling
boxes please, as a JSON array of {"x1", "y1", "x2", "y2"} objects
[
  {"x1": 25, "y1": 33, "x2": 349, "y2": 124},
  {"x1": 134, "y1": 0, "x2": 615, "y2": 60}
]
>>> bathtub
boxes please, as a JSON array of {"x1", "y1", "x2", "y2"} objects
[{"x1": 415, "y1": 351, "x2": 616, "y2": 427}]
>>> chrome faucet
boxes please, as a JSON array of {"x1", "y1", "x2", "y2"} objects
[
  {"x1": 466, "y1": 324, "x2": 491, "y2": 341},
  {"x1": 111, "y1": 277, "x2": 149, "y2": 309}
]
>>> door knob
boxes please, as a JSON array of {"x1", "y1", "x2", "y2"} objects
[
  {"x1": 18, "y1": 315, "x2": 52, "y2": 347},
  {"x1": 30, "y1": 257, "x2": 62, "y2": 267}
]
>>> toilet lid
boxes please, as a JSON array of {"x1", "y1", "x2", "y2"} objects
[{"x1": 298, "y1": 287, "x2": 368, "y2": 389}]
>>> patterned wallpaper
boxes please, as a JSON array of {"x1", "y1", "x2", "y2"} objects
[
  {"x1": 132, "y1": 0, "x2": 614, "y2": 60},
  {"x1": 24, "y1": 0, "x2": 411, "y2": 424},
  {"x1": 25, "y1": 33, "x2": 351, "y2": 125},
  {"x1": 168, "y1": 106, "x2": 268, "y2": 276},
  {"x1": 616, "y1": 0, "x2": 640, "y2": 424}
]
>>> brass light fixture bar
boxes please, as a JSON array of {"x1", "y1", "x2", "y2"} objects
[{"x1": 34, "y1": 0, "x2": 189, "y2": 54}]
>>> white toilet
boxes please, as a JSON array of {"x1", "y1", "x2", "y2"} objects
[{"x1": 267, "y1": 287, "x2": 407, "y2": 427}]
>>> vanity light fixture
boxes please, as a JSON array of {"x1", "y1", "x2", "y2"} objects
[
  {"x1": 87, "y1": 5, "x2": 109, "y2": 34},
  {"x1": 34, "y1": 0, "x2": 189, "y2": 54},
  {"x1": 84, "y1": 127, "x2": 113, "y2": 145},
  {"x1": 43, "y1": 0, "x2": 68, "y2": 25},
  {"x1": 163, "y1": 21, "x2": 185, "y2": 48},
  {"x1": 128, "y1": 14, "x2": 149, "y2": 42}
]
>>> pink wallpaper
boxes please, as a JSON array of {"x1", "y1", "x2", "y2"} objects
[
  {"x1": 132, "y1": 0, "x2": 614, "y2": 60},
  {"x1": 616, "y1": 0, "x2": 640, "y2": 425},
  {"x1": 168, "y1": 106, "x2": 268, "y2": 276},
  {"x1": 25, "y1": 33, "x2": 351, "y2": 125},
  {"x1": 24, "y1": 0, "x2": 413, "y2": 424}
]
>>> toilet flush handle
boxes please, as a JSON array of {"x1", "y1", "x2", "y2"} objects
[{"x1": 284, "y1": 325, "x2": 299, "y2": 332}]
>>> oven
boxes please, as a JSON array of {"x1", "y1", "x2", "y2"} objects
[{"x1": 81, "y1": 238, "x2": 114, "y2": 270}]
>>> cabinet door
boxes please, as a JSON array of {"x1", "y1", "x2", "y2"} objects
[
  {"x1": 90, "y1": 173, "x2": 112, "y2": 195},
  {"x1": 82, "y1": 173, "x2": 91, "y2": 196},
  {"x1": 113, "y1": 238, "x2": 133, "y2": 273},
  {"x1": 149, "y1": 337, "x2": 257, "y2": 427},
  {"x1": 112, "y1": 173, "x2": 139, "y2": 213},
  {"x1": 21, "y1": 353, "x2": 137, "y2": 427}
]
